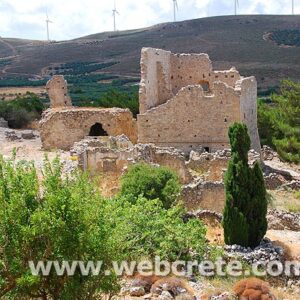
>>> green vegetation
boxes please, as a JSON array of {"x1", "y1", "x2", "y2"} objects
[
  {"x1": 104, "y1": 196, "x2": 207, "y2": 261},
  {"x1": 269, "y1": 29, "x2": 300, "y2": 47},
  {"x1": 0, "y1": 59, "x2": 11, "y2": 67},
  {"x1": 50, "y1": 61, "x2": 118, "y2": 76},
  {"x1": 258, "y1": 80, "x2": 300, "y2": 163},
  {"x1": 0, "y1": 77, "x2": 47, "y2": 87},
  {"x1": 78, "y1": 88, "x2": 139, "y2": 116},
  {"x1": 0, "y1": 156, "x2": 118, "y2": 299},
  {"x1": 223, "y1": 123, "x2": 268, "y2": 248},
  {"x1": 120, "y1": 163, "x2": 181, "y2": 209},
  {"x1": 0, "y1": 93, "x2": 45, "y2": 128},
  {"x1": 0, "y1": 157, "x2": 208, "y2": 299}
]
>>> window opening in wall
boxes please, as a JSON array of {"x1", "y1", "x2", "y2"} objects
[
  {"x1": 198, "y1": 80, "x2": 210, "y2": 92},
  {"x1": 204, "y1": 147, "x2": 210, "y2": 153}
]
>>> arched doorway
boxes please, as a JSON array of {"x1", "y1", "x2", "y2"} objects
[{"x1": 89, "y1": 123, "x2": 108, "y2": 136}]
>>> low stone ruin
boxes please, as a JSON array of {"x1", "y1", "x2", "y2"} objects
[{"x1": 70, "y1": 134, "x2": 300, "y2": 213}]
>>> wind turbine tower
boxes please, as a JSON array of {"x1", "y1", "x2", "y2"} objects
[
  {"x1": 173, "y1": 0, "x2": 178, "y2": 22},
  {"x1": 292, "y1": 0, "x2": 295, "y2": 14},
  {"x1": 234, "y1": 0, "x2": 239, "y2": 15},
  {"x1": 112, "y1": 0, "x2": 119, "y2": 31},
  {"x1": 45, "y1": 12, "x2": 53, "y2": 42}
]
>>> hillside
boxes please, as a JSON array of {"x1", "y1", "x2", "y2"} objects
[{"x1": 1, "y1": 15, "x2": 300, "y2": 93}]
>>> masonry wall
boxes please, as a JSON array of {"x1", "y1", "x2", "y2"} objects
[
  {"x1": 138, "y1": 82, "x2": 241, "y2": 152},
  {"x1": 138, "y1": 47, "x2": 260, "y2": 153},
  {"x1": 40, "y1": 107, "x2": 137, "y2": 150}
]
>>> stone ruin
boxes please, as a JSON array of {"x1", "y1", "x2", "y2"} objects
[
  {"x1": 46, "y1": 75, "x2": 72, "y2": 108},
  {"x1": 40, "y1": 76, "x2": 137, "y2": 150},
  {"x1": 39, "y1": 48, "x2": 282, "y2": 212},
  {"x1": 137, "y1": 48, "x2": 261, "y2": 154}
]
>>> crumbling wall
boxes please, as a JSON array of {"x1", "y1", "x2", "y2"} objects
[
  {"x1": 180, "y1": 181, "x2": 225, "y2": 213},
  {"x1": 138, "y1": 48, "x2": 260, "y2": 154},
  {"x1": 138, "y1": 82, "x2": 241, "y2": 153},
  {"x1": 187, "y1": 150, "x2": 230, "y2": 181},
  {"x1": 46, "y1": 75, "x2": 72, "y2": 108},
  {"x1": 40, "y1": 107, "x2": 137, "y2": 150},
  {"x1": 238, "y1": 76, "x2": 261, "y2": 153}
]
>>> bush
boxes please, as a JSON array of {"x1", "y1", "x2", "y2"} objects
[
  {"x1": 103, "y1": 196, "x2": 208, "y2": 261},
  {"x1": 223, "y1": 123, "x2": 268, "y2": 248},
  {"x1": 0, "y1": 93, "x2": 45, "y2": 128},
  {"x1": 0, "y1": 156, "x2": 117, "y2": 299},
  {"x1": 0, "y1": 157, "x2": 209, "y2": 298},
  {"x1": 120, "y1": 163, "x2": 181, "y2": 209},
  {"x1": 257, "y1": 80, "x2": 300, "y2": 163}
]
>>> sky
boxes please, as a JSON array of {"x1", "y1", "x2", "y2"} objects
[{"x1": 0, "y1": 0, "x2": 298, "y2": 41}]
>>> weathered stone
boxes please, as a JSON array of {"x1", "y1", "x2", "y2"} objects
[
  {"x1": 0, "y1": 118, "x2": 8, "y2": 128},
  {"x1": 267, "y1": 209, "x2": 300, "y2": 231},
  {"x1": 5, "y1": 130, "x2": 20, "y2": 141},
  {"x1": 39, "y1": 107, "x2": 137, "y2": 150},
  {"x1": 180, "y1": 180, "x2": 225, "y2": 213},
  {"x1": 21, "y1": 130, "x2": 36, "y2": 140},
  {"x1": 129, "y1": 286, "x2": 146, "y2": 297},
  {"x1": 137, "y1": 48, "x2": 261, "y2": 154},
  {"x1": 46, "y1": 75, "x2": 72, "y2": 108}
]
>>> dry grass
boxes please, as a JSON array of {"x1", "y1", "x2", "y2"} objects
[
  {"x1": 0, "y1": 86, "x2": 46, "y2": 100},
  {"x1": 268, "y1": 189, "x2": 300, "y2": 212}
]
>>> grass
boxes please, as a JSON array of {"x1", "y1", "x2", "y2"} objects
[{"x1": 268, "y1": 189, "x2": 300, "y2": 212}]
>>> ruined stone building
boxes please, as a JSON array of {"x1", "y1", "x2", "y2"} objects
[
  {"x1": 40, "y1": 76, "x2": 137, "y2": 150},
  {"x1": 137, "y1": 48, "x2": 261, "y2": 153},
  {"x1": 46, "y1": 75, "x2": 72, "y2": 108}
]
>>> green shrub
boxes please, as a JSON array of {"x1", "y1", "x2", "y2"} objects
[
  {"x1": 257, "y1": 80, "x2": 300, "y2": 163},
  {"x1": 223, "y1": 123, "x2": 268, "y2": 248},
  {"x1": 104, "y1": 196, "x2": 208, "y2": 261},
  {"x1": 0, "y1": 93, "x2": 45, "y2": 128},
  {"x1": 0, "y1": 157, "x2": 209, "y2": 298},
  {"x1": 0, "y1": 156, "x2": 117, "y2": 299},
  {"x1": 120, "y1": 163, "x2": 181, "y2": 209}
]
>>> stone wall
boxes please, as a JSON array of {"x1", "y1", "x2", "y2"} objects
[
  {"x1": 46, "y1": 75, "x2": 72, "y2": 108},
  {"x1": 138, "y1": 83, "x2": 241, "y2": 153},
  {"x1": 40, "y1": 107, "x2": 137, "y2": 150},
  {"x1": 138, "y1": 48, "x2": 261, "y2": 154},
  {"x1": 180, "y1": 181, "x2": 225, "y2": 213}
]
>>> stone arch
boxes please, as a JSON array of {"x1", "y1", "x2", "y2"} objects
[{"x1": 89, "y1": 123, "x2": 108, "y2": 136}]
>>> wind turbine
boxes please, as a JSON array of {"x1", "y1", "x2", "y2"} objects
[
  {"x1": 45, "y1": 12, "x2": 53, "y2": 42},
  {"x1": 234, "y1": 0, "x2": 239, "y2": 15},
  {"x1": 292, "y1": 0, "x2": 295, "y2": 14},
  {"x1": 173, "y1": 0, "x2": 178, "y2": 22},
  {"x1": 112, "y1": 0, "x2": 119, "y2": 31}
]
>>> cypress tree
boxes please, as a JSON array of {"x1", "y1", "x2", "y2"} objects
[{"x1": 223, "y1": 123, "x2": 268, "y2": 248}]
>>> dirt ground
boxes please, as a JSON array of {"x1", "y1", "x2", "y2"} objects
[
  {"x1": 0, "y1": 86, "x2": 46, "y2": 100},
  {"x1": 1, "y1": 127, "x2": 299, "y2": 298},
  {"x1": 0, "y1": 128, "x2": 70, "y2": 169}
]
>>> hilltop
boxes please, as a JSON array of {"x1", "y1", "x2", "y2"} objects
[{"x1": 0, "y1": 15, "x2": 300, "y2": 92}]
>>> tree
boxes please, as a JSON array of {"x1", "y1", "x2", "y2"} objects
[
  {"x1": 0, "y1": 156, "x2": 117, "y2": 299},
  {"x1": 257, "y1": 80, "x2": 300, "y2": 163},
  {"x1": 120, "y1": 163, "x2": 181, "y2": 209},
  {"x1": 223, "y1": 123, "x2": 268, "y2": 248}
]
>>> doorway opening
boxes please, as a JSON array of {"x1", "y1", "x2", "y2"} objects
[{"x1": 89, "y1": 123, "x2": 108, "y2": 136}]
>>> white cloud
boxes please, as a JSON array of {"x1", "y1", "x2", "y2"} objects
[{"x1": 0, "y1": 0, "x2": 298, "y2": 40}]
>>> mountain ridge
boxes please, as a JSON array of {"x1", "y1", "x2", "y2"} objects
[{"x1": 1, "y1": 15, "x2": 300, "y2": 92}]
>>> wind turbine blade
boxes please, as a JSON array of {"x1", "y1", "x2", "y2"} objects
[{"x1": 175, "y1": 0, "x2": 178, "y2": 10}]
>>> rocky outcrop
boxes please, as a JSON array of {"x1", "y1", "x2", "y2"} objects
[{"x1": 267, "y1": 209, "x2": 300, "y2": 231}]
